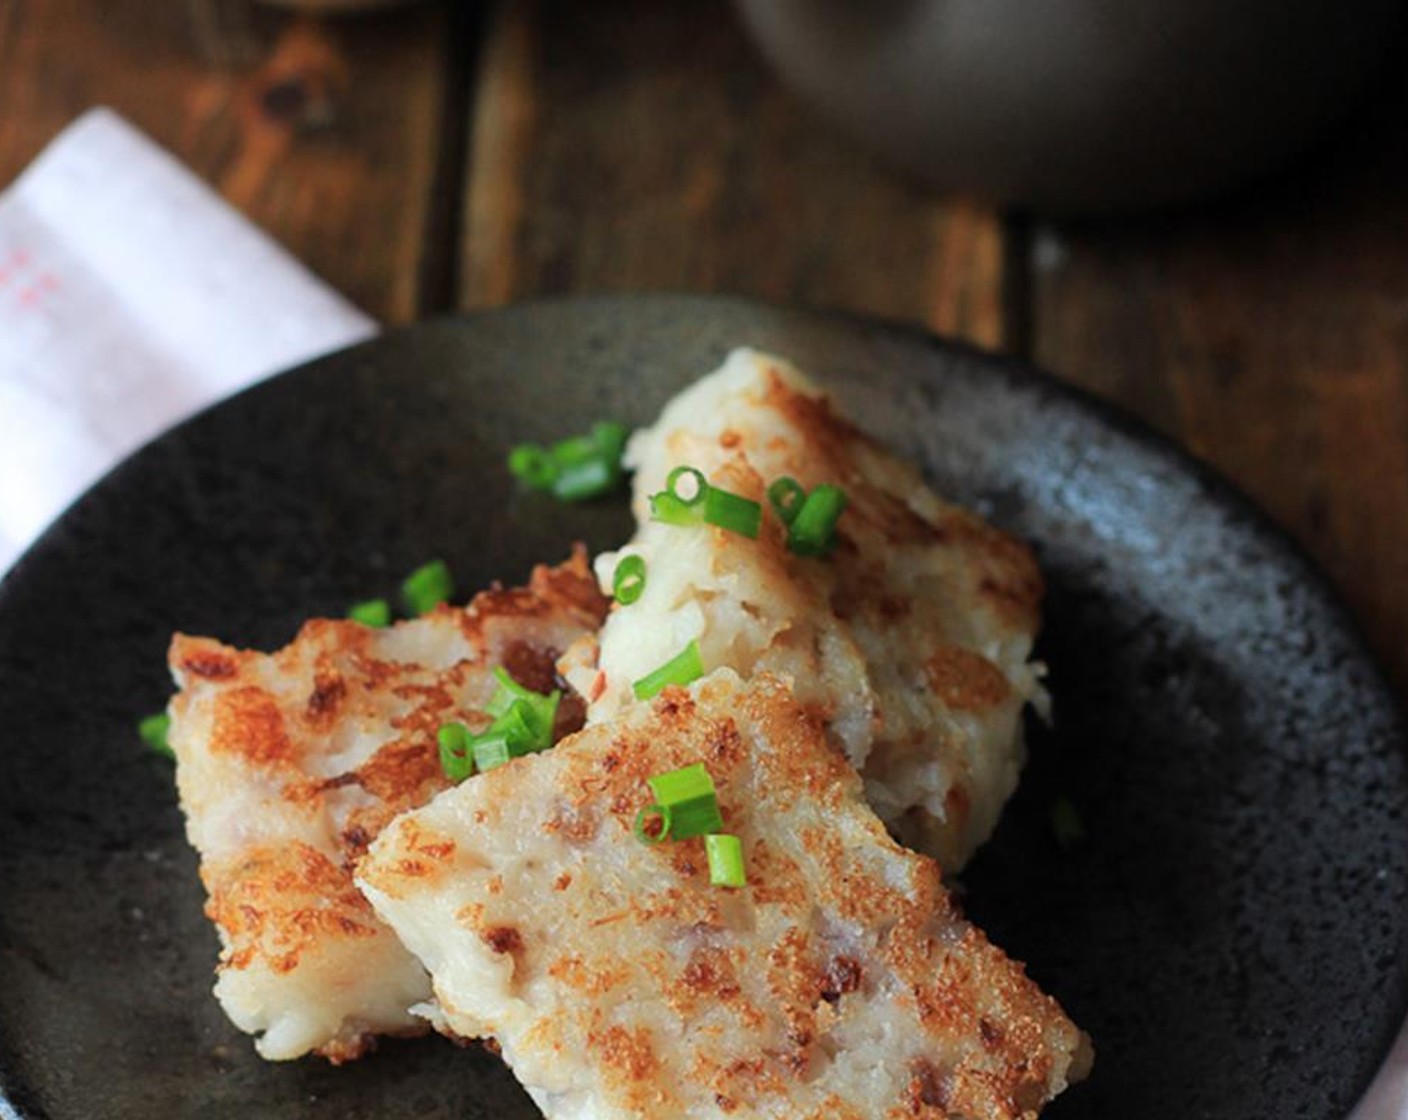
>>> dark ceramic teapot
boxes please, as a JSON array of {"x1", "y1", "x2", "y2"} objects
[{"x1": 735, "y1": 0, "x2": 1404, "y2": 212}]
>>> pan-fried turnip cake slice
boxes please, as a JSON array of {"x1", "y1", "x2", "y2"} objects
[
  {"x1": 565, "y1": 349, "x2": 1047, "y2": 870},
  {"x1": 358, "y1": 671, "x2": 1090, "y2": 1118},
  {"x1": 167, "y1": 550, "x2": 607, "y2": 1062}
]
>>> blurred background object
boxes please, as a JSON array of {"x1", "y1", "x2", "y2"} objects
[{"x1": 734, "y1": 0, "x2": 1406, "y2": 212}]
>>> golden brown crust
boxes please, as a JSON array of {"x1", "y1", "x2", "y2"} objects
[
  {"x1": 755, "y1": 363, "x2": 1036, "y2": 601},
  {"x1": 360, "y1": 673, "x2": 1089, "y2": 1114},
  {"x1": 753, "y1": 362, "x2": 1044, "y2": 635},
  {"x1": 207, "y1": 682, "x2": 297, "y2": 767},
  {"x1": 930, "y1": 509, "x2": 1045, "y2": 633},
  {"x1": 168, "y1": 551, "x2": 607, "y2": 1061},
  {"x1": 925, "y1": 645, "x2": 1014, "y2": 712},
  {"x1": 203, "y1": 842, "x2": 378, "y2": 977}
]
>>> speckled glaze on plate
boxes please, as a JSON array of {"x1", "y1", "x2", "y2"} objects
[{"x1": 0, "y1": 295, "x2": 1403, "y2": 1119}]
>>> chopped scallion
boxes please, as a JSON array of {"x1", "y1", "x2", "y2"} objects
[
  {"x1": 632, "y1": 639, "x2": 705, "y2": 701},
  {"x1": 493, "y1": 700, "x2": 539, "y2": 750},
  {"x1": 347, "y1": 598, "x2": 391, "y2": 628},
  {"x1": 435, "y1": 669, "x2": 566, "y2": 782},
  {"x1": 612, "y1": 554, "x2": 647, "y2": 605},
  {"x1": 703, "y1": 486, "x2": 762, "y2": 539},
  {"x1": 486, "y1": 667, "x2": 560, "y2": 752},
  {"x1": 509, "y1": 444, "x2": 557, "y2": 489},
  {"x1": 437, "y1": 722, "x2": 475, "y2": 782},
  {"x1": 552, "y1": 456, "x2": 614, "y2": 502},
  {"x1": 651, "y1": 466, "x2": 760, "y2": 539},
  {"x1": 666, "y1": 466, "x2": 708, "y2": 506},
  {"x1": 550, "y1": 434, "x2": 601, "y2": 467},
  {"x1": 487, "y1": 666, "x2": 534, "y2": 709},
  {"x1": 706, "y1": 833, "x2": 746, "y2": 887},
  {"x1": 767, "y1": 477, "x2": 805, "y2": 525},
  {"x1": 650, "y1": 490, "x2": 704, "y2": 526},
  {"x1": 402, "y1": 559, "x2": 454, "y2": 615},
  {"x1": 647, "y1": 467, "x2": 715, "y2": 529},
  {"x1": 548, "y1": 434, "x2": 616, "y2": 503},
  {"x1": 592, "y1": 421, "x2": 630, "y2": 467},
  {"x1": 473, "y1": 735, "x2": 513, "y2": 773},
  {"x1": 646, "y1": 762, "x2": 723, "y2": 839},
  {"x1": 786, "y1": 484, "x2": 848, "y2": 557},
  {"x1": 140, "y1": 712, "x2": 173, "y2": 759},
  {"x1": 508, "y1": 420, "x2": 630, "y2": 502},
  {"x1": 633, "y1": 803, "x2": 673, "y2": 845}
]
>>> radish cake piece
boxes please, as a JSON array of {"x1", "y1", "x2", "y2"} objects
[
  {"x1": 567, "y1": 349, "x2": 1048, "y2": 870},
  {"x1": 359, "y1": 670, "x2": 1090, "y2": 1117},
  {"x1": 166, "y1": 550, "x2": 606, "y2": 1061}
]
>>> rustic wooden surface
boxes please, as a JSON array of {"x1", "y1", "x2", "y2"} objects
[
  {"x1": 1031, "y1": 71, "x2": 1408, "y2": 695},
  {"x1": 1, "y1": 0, "x2": 1404, "y2": 695},
  {"x1": 458, "y1": 0, "x2": 1008, "y2": 348},
  {"x1": 0, "y1": 0, "x2": 459, "y2": 322}
]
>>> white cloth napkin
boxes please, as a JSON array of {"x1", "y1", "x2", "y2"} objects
[
  {"x1": 0, "y1": 108, "x2": 376, "y2": 574},
  {"x1": 1358, "y1": 1031, "x2": 1408, "y2": 1119}
]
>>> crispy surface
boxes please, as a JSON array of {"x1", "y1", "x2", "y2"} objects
[
  {"x1": 167, "y1": 550, "x2": 606, "y2": 1062},
  {"x1": 359, "y1": 672, "x2": 1090, "y2": 1118},
  {"x1": 568, "y1": 350, "x2": 1047, "y2": 869}
]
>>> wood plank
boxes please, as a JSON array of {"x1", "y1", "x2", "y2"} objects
[
  {"x1": 0, "y1": 0, "x2": 453, "y2": 323},
  {"x1": 459, "y1": 0, "x2": 1007, "y2": 349},
  {"x1": 1031, "y1": 83, "x2": 1408, "y2": 693}
]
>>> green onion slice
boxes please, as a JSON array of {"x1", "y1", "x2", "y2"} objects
[
  {"x1": 487, "y1": 666, "x2": 542, "y2": 711},
  {"x1": 473, "y1": 735, "x2": 513, "y2": 773},
  {"x1": 592, "y1": 421, "x2": 630, "y2": 467},
  {"x1": 649, "y1": 490, "x2": 704, "y2": 526},
  {"x1": 550, "y1": 434, "x2": 600, "y2": 467},
  {"x1": 402, "y1": 559, "x2": 454, "y2": 615},
  {"x1": 786, "y1": 484, "x2": 849, "y2": 557},
  {"x1": 632, "y1": 639, "x2": 705, "y2": 701},
  {"x1": 633, "y1": 803, "x2": 673, "y2": 845},
  {"x1": 439, "y1": 669, "x2": 565, "y2": 781},
  {"x1": 646, "y1": 762, "x2": 723, "y2": 839},
  {"x1": 346, "y1": 598, "x2": 391, "y2": 628},
  {"x1": 767, "y1": 477, "x2": 805, "y2": 525},
  {"x1": 139, "y1": 712, "x2": 173, "y2": 759},
  {"x1": 509, "y1": 444, "x2": 558, "y2": 490},
  {"x1": 666, "y1": 466, "x2": 708, "y2": 506},
  {"x1": 649, "y1": 465, "x2": 712, "y2": 526},
  {"x1": 493, "y1": 700, "x2": 538, "y2": 750},
  {"x1": 508, "y1": 420, "x2": 630, "y2": 502},
  {"x1": 486, "y1": 667, "x2": 560, "y2": 752},
  {"x1": 703, "y1": 486, "x2": 762, "y2": 539},
  {"x1": 437, "y1": 722, "x2": 475, "y2": 782},
  {"x1": 612, "y1": 554, "x2": 647, "y2": 605},
  {"x1": 552, "y1": 456, "x2": 614, "y2": 502},
  {"x1": 651, "y1": 466, "x2": 761, "y2": 539},
  {"x1": 548, "y1": 434, "x2": 619, "y2": 502},
  {"x1": 706, "y1": 833, "x2": 746, "y2": 887}
]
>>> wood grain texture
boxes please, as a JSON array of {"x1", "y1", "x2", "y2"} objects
[
  {"x1": 459, "y1": 0, "x2": 1007, "y2": 348},
  {"x1": 1032, "y1": 81, "x2": 1408, "y2": 694},
  {"x1": 8, "y1": 0, "x2": 1403, "y2": 707},
  {"x1": 0, "y1": 0, "x2": 453, "y2": 323}
]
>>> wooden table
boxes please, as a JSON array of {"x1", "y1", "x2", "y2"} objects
[{"x1": 3, "y1": 0, "x2": 1405, "y2": 701}]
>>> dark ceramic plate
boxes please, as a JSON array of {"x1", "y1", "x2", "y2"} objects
[{"x1": 0, "y1": 295, "x2": 1404, "y2": 1119}]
